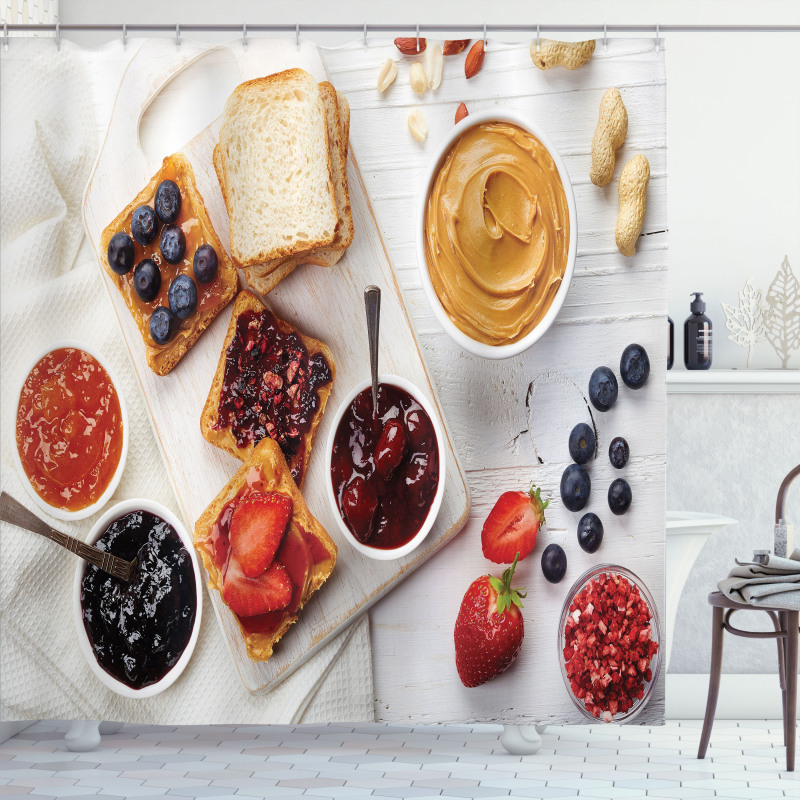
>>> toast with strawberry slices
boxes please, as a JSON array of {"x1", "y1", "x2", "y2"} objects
[{"x1": 194, "y1": 437, "x2": 337, "y2": 662}]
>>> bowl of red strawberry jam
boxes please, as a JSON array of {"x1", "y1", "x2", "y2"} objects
[
  {"x1": 326, "y1": 375, "x2": 445, "y2": 560},
  {"x1": 559, "y1": 565, "x2": 661, "y2": 723}
]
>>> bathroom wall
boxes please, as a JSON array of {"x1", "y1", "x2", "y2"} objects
[{"x1": 667, "y1": 392, "x2": 800, "y2": 673}]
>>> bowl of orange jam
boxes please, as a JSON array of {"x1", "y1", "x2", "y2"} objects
[{"x1": 14, "y1": 341, "x2": 128, "y2": 521}]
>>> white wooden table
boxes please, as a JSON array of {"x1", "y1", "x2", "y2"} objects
[{"x1": 323, "y1": 38, "x2": 667, "y2": 725}]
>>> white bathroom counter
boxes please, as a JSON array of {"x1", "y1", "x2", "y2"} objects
[{"x1": 666, "y1": 370, "x2": 800, "y2": 394}]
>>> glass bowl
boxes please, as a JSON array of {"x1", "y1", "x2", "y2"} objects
[{"x1": 558, "y1": 564, "x2": 662, "y2": 723}]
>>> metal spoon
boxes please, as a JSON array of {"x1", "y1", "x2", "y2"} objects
[
  {"x1": 0, "y1": 492, "x2": 136, "y2": 582},
  {"x1": 364, "y1": 285, "x2": 381, "y2": 419}
]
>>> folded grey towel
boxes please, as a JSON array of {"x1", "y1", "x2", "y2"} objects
[{"x1": 717, "y1": 547, "x2": 800, "y2": 611}]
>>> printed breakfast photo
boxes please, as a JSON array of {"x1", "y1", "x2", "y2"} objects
[{"x1": 0, "y1": 0, "x2": 797, "y2": 797}]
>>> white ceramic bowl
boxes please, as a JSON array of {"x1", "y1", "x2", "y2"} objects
[
  {"x1": 72, "y1": 498, "x2": 203, "y2": 699},
  {"x1": 13, "y1": 340, "x2": 129, "y2": 522},
  {"x1": 325, "y1": 375, "x2": 446, "y2": 561},
  {"x1": 416, "y1": 108, "x2": 578, "y2": 360}
]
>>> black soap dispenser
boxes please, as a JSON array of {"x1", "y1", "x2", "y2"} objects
[{"x1": 684, "y1": 292, "x2": 712, "y2": 370}]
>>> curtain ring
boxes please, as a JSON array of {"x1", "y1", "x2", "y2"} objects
[
  {"x1": 242, "y1": 23, "x2": 247, "y2": 48},
  {"x1": 483, "y1": 22, "x2": 487, "y2": 48},
  {"x1": 122, "y1": 23, "x2": 127, "y2": 49},
  {"x1": 603, "y1": 23, "x2": 607, "y2": 51},
  {"x1": 296, "y1": 22, "x2": 300, "y2": 47},
  {"x1": 656, "y1": 23, "x2": 660, "y2": 52},
  {"x1": 363, "y1": 22, "x2": 367, "y2": 47},
  {"x1": 535, "y1": 23, "x2": 540, "y2": 51},
  {"x1": 175, "y1": 23, "x2": 180, "y2": 47},
  {"x1": 55, "y1": 22, "x2": 61, "y2": 50},
  {"x1": 415, "y1": 23, "x2": 420, "y2": 52}
]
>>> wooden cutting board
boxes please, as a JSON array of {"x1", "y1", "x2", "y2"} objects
[{"x1": 82, "y1": 37, "x2": 470, "y2": 694}]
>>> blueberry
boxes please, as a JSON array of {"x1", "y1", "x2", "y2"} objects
[
  {"x1": 168, "y1": 274, "x2": 197, "y2": 320},
  {"x1": 107, "y1": 232, "x2": 135, "y2": 275},
  {"x1": 160, "y1": 224, "x2": 186, "y2": 264},
  {"x1": 541, "y1": 543, "x2": 567, "y2": 584},
  {"x1": 609, "y1": 436, "x2": 630, "y2": 469},
  {"x1": 560, "y1": 463, "x2": 591, "y2": 512},
  {"x1": 608, "y1": 478, "x2": 632, "y2": 515},
  {"x1": 577, "y1": 513, "x2": 604, "y2": 553},
  {"x1": 154, "y1": 180, "x2": 181, "y2": 224},
  {"x1": 131, "y1": 205, "x2": 158, "y2": 245},
  {"x1": 193, "y1": 244, "x2": 218, "y2": 283},
  {"x1": 568, "y1": 422, "x2": 596, "y2": 465},
  {"x1": 588, "y1": 366, "x2": 618, "y2": 412},
  {"x1": 133, "y1": 258, "x2": 161, "y2": 302},
  {"x1": 149, "y1": 306, "x2": 176, "y2": 345},
  {"x1": 620, "y1": 343, "x2": 650, "y2": 389}
]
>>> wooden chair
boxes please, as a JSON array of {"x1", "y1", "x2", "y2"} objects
[{"x1": 697, "y1": 591, "x2": 798, "y2": 771}]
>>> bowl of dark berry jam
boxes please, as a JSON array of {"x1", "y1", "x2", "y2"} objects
[
  {"x1": 73, "y1": 499, "x2": 202, "y2": 698},
  {"x1": 326, "y1": 375, "x2": 445, "y2": 560}
]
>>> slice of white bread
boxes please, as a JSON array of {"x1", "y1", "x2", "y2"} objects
[
  {"x1": 244, "y1": 87, "x2": 353, "y2": 295},
  {"x1": 244, "y1": 257, "x2": 302, "y2": 296},
  {"x1": 307, "y1": 88, "x2": 353, "y2": 265},
  {"x1": 214, "y1": 70, "x2": 338, "y2": 267},
  {"x1": 245, "y1": 88, "x2": 354, "y2": 294}
]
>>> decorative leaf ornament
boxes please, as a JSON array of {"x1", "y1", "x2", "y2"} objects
[
  {"x1": 720, "y1": 279, "x2": 771, "y2": 368},
  {"x1": 764, "y1": 255, "x2": 800, "y2": 368}
]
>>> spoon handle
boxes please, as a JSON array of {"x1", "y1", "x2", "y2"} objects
[
  {"x1": 364, "y1": 285, "x2": 381, "y2": 417},
  {"x1": 0, "y1": 492, "x2": 136, "y2": 582}
]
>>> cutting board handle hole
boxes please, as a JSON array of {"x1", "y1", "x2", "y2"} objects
[{"x1": 139, "y1": 47, "x2": 241, "y2": 164}]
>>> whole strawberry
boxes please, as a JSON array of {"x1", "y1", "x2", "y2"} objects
[
  {"x1": 482, "y1": 484, "x2": 548, "y2": 564},
  {"x1": 454, "y1": 553, "x2": 526, "y2": 687}
]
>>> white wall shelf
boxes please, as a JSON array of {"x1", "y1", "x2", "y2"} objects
[{"x1": 666, "y1": 369, "x2": 800, "y2": 394}]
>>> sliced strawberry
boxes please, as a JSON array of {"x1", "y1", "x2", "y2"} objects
[
  {"x1": 481, "y1": 484, "x2": 548, "y2": 564},
  {"x1": 229, "y1": 492, "x2": 293, "y2": 577},
  {"x1": 276, "y1": 523, "x2": 312, "y2": 614},
  {"x1": 222, "y1": 556, "x2": 293, "y2": 618}
]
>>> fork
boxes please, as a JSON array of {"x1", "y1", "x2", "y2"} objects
[{"x1": 0, "y1": 492, "x2": 136, "y2": 582}]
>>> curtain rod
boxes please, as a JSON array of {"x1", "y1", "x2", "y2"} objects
[{"x1": 3, "y1": 23, "x2": 799, "y2": 35}]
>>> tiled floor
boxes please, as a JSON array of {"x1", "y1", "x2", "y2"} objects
[{"x1": 0, "y1": 720, "x2": 796, "y2": 799}]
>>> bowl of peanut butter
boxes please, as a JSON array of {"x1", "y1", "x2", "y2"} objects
[{"x1": 417, "y1": 109, "x2": 577, "y2": 359}]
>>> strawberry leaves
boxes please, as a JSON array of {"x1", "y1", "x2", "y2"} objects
[
  {"x1": 530, "y1": 484, "x2": 549, "y2": 519},
  {"x1": 490, "y1": 553, "x2": 526, "y2": 616}
]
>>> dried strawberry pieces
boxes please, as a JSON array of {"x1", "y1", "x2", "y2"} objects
[
  {"x1": 214, "y1": 309, "x2": 332, "y2": 484},
  {"x1": 563, "y1": 572, "x2": 658, "y2": 722}
]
